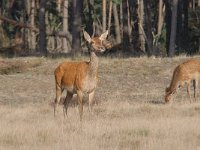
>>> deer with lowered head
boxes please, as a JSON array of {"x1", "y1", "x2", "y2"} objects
[
  {"x1": 165, "y1": 59, "x2": 200, "y2": 103},
  {"x1": 54, "y1": 30, "x2": 112, "y2": 120}
]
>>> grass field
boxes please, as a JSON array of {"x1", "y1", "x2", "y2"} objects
[{"x1": 1, "y1": 56, "x2": 200, "y2": 150}]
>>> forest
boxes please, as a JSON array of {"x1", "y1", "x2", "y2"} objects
[
  {"x1": 0, "y1": 0, "x2": 200, "y2": 57},
  {"x1": 2, "y1": 1, "x2": 200, "y2": 149}
]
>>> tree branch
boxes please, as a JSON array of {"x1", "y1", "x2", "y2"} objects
[
  {"x1": 0, "y1": 15, "x2": 72, "y2": 42},
  {"x1": 0, "y1": 15, "x2": 39, "y2": 32}
]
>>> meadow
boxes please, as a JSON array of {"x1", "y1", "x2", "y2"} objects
[{"x1": 1, "y1": 56, "x2": 200, "y2": 150}]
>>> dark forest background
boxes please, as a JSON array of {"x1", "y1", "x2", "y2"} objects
[{"x1": 0, "y1": 0, "x2": 199, "y2": 57}]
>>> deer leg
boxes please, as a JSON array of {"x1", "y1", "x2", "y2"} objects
[
  {"x1": 186, "y1": 82, "x2": 192, "y2": 103},
  {"x1": 194, "y1": 80, "x2": 198, "y2": 101},
  {"x1": 77, "y1": 91, "x2": 83, "y2": 121},
  {"x1": 54, "y1": 85, "x2": 62, "y2": 117},
  {"x1": 89, "y1": 91, "x2": 95, "y2": 112},
  {"x1": 63, "y1": 92, "x2": 73, "y2": 117}
]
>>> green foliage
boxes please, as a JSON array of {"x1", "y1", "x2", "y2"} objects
[
  {"x1": 155, "y1": 24, "x2": 167, "y2": 55},
  {"x1": 185, "y1": 8, "x2": 200, "y2": 54},
  {"x1": 112, "y1": 0, "x2": 121, "y2": 5},
  {"x1": 1, "y1": 0, "x2": 25, "y2": 39},
  {"x1": 2, "y1": 24, "x2": 14, "y2": 38},
  {"x1": 0, "y1": 0, "x2": 200, "y2": 56},
  {"x1": 83, "y1": 0, "x2": 102, "y2": 31},
  {"x1": 46, "y1": 1, "x2": 62, "y2": 30},
  {"x1": 93, "y1": 0, "x2": 102, "y2": 21}
]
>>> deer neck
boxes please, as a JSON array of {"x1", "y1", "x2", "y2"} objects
[
  {"x1": 168, "y1": 76, "x2": 180, "y2": 94},
  {"x1": 88, "y1": 51, "x2": 99, "y2": 77}
]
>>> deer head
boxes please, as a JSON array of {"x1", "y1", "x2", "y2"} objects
[
  {"x1": 83, "y1": 30, "x2": 112, "y2": 53},
  {"x1": 165, "y1": 87, "x2": 176, "y2": 103}
]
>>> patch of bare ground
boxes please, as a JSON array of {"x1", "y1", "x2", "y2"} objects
[{"x1": 1, "y1": 56, "x2": 200, "y2": 150}]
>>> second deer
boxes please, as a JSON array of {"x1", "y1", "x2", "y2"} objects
[
  {"x1": 165, "y1": 59, "x2": 200, "y2": 103},
  {"x1": 54, "y1": 30, "x2": 112, "y2": 120}
]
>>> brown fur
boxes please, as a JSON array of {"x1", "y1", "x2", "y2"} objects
[
  {"x1": 165, "y1": 59, "x2": 200, "y2": 103},
  {"x1": 54, "y1": 30, "x2": 111, "y2": 120}
]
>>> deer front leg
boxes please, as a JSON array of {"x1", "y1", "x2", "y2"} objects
[
  {"x1": 63, "y1": 92, "x2": 73, "y2": 118},
  {"x1": 77, "y1": 90, "x2": 83, "y2": 121},
  {"x1": 89, "y1": 91, "x2": 95, "y2": 112},
  {"x1": 186, "y1": 82, "x2": 192, "y2": 103}
]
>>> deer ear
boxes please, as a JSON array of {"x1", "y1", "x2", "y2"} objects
[
  {"x1": 99, "y1": 30, "x2": 108, "y2": 41},
  {"x1": 83, "y1": 31, "x2": 91, "y2": 43}
]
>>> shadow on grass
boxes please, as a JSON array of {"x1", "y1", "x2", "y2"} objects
[{"x1": 146, "y1": 100, "x2": 165, "y2": 105}]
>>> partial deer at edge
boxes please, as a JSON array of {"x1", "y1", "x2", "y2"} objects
[
  {"x1": 54, "y1": 30, "x2": 112, "y2": 120},
  {"x1": 165, "y1": 59, "x2": 200, "y2": 103}
]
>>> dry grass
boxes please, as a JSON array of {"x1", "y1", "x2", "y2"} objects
[{"x1": 1, "y1": 56, "x2": 200, "y2": 150}]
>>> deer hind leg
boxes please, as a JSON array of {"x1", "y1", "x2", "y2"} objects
[
  {"x1": 193, "y1": 80, "x2": 198, "y2": 101},
  {"x1": 54, "y1": 85, "x2": 63, "y2": 117},
  {"x1": 63, "y1": 92, "x2": 73, "y2": 117},
  {"x1": 89, "y1": 91, "x2": 95, "y2": 112},
  {"x1": 77, "y1": 90, "x2": 83, "y2": 121},
  {"x1": 186, "y1": 81, "x2": 192, "y2": 103}
]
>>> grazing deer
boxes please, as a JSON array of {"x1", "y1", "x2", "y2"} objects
[
  {"x1": 54, "y1": 30, "x2": 112, "y2": 120},
  {"x1": 165, "y1": 59, "x2": 200, "y2": 103}
]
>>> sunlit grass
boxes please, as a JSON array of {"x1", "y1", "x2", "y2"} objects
[{"x1": 1, "y1": 56, "x2": 200, "y2": 149}]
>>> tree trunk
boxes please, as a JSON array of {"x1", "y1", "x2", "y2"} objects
[
  {"x1": 122, "y1": 0, "x2": 130, "y2": 49},
  {"x1": 102, "y1": 0, "x2": 107, "y2": 32},
  {"x1": 176, "y1": 0, "x2": 188, "y2": 53},
  {"x1": 169, "y1": 0, "x2": 178, "y2": 57},
  {"x1": 113, "y1": 3, "x2": 121, "y2": 44},
  {"x1": 192, "y1": 0, "x2": 195, "y2": 10},
  {"x1": 157, "y1": 0, "x2": 165, "y2": 36},
  {"x1": 164, "y1": 0, "x2": 171, "y2": 55},
  {"x1": 56, "y1": 0, "x2": 61, "y2": 12},
  {"x1": 144, "y1": 0, "x2": 154, "y2": 56},
  {"x1": 38, "y1": 0, "x2": 47, "y2": 56},
  {"x1": 189, "y1": 0, "x2": 195, "y2": 10},
  {"x1": 62, "y1": 0, "x2": 70, "y2": 53},
  {"x1": 199, "y1": 38, "x2": 200, "y2": 53},
  {"x1": 120, "y1": 1, "x2": 123, "y2": 39},
  {"x1": 183, "y1": 0, "x2": 188, "y2": 33},
  {"x1": 137, "y1": 0, "x2": 145, "y2": 52},
  {"x1": 30, "y1": 0, "x2": 36, "y2": 50},
  {"x1": 72, "y1": 0, "x2": 83, "y2": 57},
  {"x1": 108, "y1": 0, "x2": 112, "y2": 33},
  {"x1": 0, "y1": 6, "x2": 1, "y2": 25},
  {"x1": 48, "y1": 13, "x2": 56, "y2": 51},
  {"x1": 86, "y1": 0, "x2": 93, "y2": 36},
  {"x1": 127, "y1": 0, "x2": 131, "y2": 42}
]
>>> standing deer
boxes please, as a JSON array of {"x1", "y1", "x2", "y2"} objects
[
  {"x1": 165, "y1": 59, "x2": 200, "y2": 103},
  {"x1": 54, "y1": 30, "x2": 112, "y2": 120}
]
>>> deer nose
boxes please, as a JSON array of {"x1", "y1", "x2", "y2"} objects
[{"x1": 99, "y1": 47, "x2": 106, "y2": 52}]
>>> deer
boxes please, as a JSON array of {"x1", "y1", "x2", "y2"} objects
[
  {"x1": 165, "y1": 59, "x2": 200, "y2": 103},
  {"x1": 54, "y1": 30, "x2": 112, "y2": 120}
]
